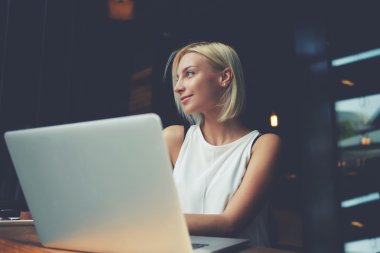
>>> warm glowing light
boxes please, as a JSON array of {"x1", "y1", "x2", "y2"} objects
[
  {"x1": 361, "y1": 136, "x2": 371, "y2": 145},
  {"x1": 108, "y1": 0, "x2": 134, "y2": 20},
  {"x1": 270, "y1": 113, "x2": 278, "y2": 127},
  {"x1": 351, "y1": 221, "x2": 364, "y2": 228},
  {"x1": 341, "y1": 79, "x2": 354, "y2": 86}
]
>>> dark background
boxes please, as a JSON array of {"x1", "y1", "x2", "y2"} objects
[{"x1": 1, "y1": 1, "x2": 379, "y2": 252}]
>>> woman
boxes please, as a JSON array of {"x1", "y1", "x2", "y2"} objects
[{"x1": 163, "y1": 41, "x2": 281, "y2": 246}]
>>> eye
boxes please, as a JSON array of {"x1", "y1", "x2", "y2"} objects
[{"x1": 185, "y1": 71, "x2": 195, "y2": 78}]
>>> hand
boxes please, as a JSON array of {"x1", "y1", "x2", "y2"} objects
[{"x1": 19, "y1": 211, "x2": 32, "y2": 220}]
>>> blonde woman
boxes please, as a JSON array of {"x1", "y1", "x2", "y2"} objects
[{"x1": 163, "y1": 42, "x2": 281, "y2": 247}]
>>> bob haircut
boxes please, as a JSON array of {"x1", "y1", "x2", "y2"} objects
[{"x1": 171, "y1": 41, "x2": 246, "y2": 125}]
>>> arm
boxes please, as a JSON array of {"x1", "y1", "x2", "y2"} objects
[
  {"x1": 186, "y1": 134, "x2": 282, "y2": 237},
  {"x1": 162, "y1": 125, "x2": 184, "y2": 168}
]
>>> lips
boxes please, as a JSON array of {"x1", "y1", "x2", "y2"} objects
[{"x1": 180, "y1": 95, "x2": 193, "y2": 103}]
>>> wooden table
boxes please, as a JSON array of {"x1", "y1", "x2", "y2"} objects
[{"x1": 0, "y1": 224, "x2": 296, "y2": 253}]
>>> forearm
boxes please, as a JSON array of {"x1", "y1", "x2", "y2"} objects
[{"x1": 185, "y1": 213, "x2": 237, "y2": 237}]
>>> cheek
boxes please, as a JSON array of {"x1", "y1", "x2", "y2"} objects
[
  {"x1": 196, "y1": 74, "x2": 219, "y2": 89},
  {"x1": 203, "y1": 77, "x2": 223, "y2": 99},
  {"x1": 187, "y1": 74, "x2": 222, "y2": 101}
]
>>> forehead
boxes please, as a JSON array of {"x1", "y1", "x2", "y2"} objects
[{"x1": 177, "y1": 52, "x2": 211, "y2": 70}]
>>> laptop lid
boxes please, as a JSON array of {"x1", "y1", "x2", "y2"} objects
[{"x1": 4, "y1": 113, "x2": 193, "y2": 252}]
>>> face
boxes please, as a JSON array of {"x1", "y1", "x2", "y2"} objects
[{"x1": 174, "y1": 52, "x2": 226, "y2": 115}]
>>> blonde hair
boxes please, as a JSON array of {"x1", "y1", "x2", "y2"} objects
[{"x1": 171, "y1": 42, "x2": 246, "y2": 124}]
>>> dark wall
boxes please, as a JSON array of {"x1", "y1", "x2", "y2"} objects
[
  {"x1": 0, "y1": 0, "x2": 48, "y2": 208},
  {"x1": 0, "y1": 0, "x2": 139, "y2": 206}
]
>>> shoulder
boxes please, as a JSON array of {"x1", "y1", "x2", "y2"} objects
[
  {"x1": 252, "y1": 133, "x2": 281, "y2": 154},
  {"x1": 245, "y1": 133, "x2": 282, "y2": 175},
  {"x1": 163, "y1": 125, "x2": 185, "y2": 145},
  {"x1": 163, "y1": 125, "x2": 185, "y2": 166}
]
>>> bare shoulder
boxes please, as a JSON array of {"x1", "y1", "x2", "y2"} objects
[
  {"x1": 246, "y1": 133, "x2": 282, "y2": 175},
  {"x1": 163, "y1": 125, "x2": 184, "y2": 145},
  {"x1": 252, "y1": 133, "x2": 281, "y2": 153},
  {"x1": 163, "y1": 125, "x2": 185, "y2": 166}
]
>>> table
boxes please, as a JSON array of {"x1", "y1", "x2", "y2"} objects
[{"x1": 0, "y1": 224, "x2": 296, "y2": 253}]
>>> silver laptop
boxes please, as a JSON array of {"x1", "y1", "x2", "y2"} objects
[{"x1": 4, "y1": 113, "x2": 248, "y2": 253}]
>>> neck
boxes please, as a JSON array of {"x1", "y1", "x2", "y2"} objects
[{"x1": 200, "y1": 115, "x2": 250, "y2": 146}]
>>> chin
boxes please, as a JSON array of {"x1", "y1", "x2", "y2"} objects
[
  {"x1": 183, "y1": 107, "x2": 198, "y2": 115},
  {"x1": 182, "y1": 106, "x2": 192, "y2": 115}
]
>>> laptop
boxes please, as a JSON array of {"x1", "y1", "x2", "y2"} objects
[{"x1": 4, "y1": 113, "x2": 248, "y2": 253}]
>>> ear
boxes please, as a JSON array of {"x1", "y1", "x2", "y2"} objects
[{"x1": 219, "y1": 67, "x2": 233, "y2": 87}]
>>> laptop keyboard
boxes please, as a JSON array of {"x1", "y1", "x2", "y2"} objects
[{"x1": 192, "y1": 243, "x2": 209, "y2": 249}]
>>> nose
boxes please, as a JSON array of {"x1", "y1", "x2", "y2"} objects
[{"x1": 174, "y1": 80, "x2": 185, "y2": 94}]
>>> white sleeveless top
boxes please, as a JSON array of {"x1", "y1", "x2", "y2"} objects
[{"x1": 173, "y1": 125, "x2": 273, "y2": 247}]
